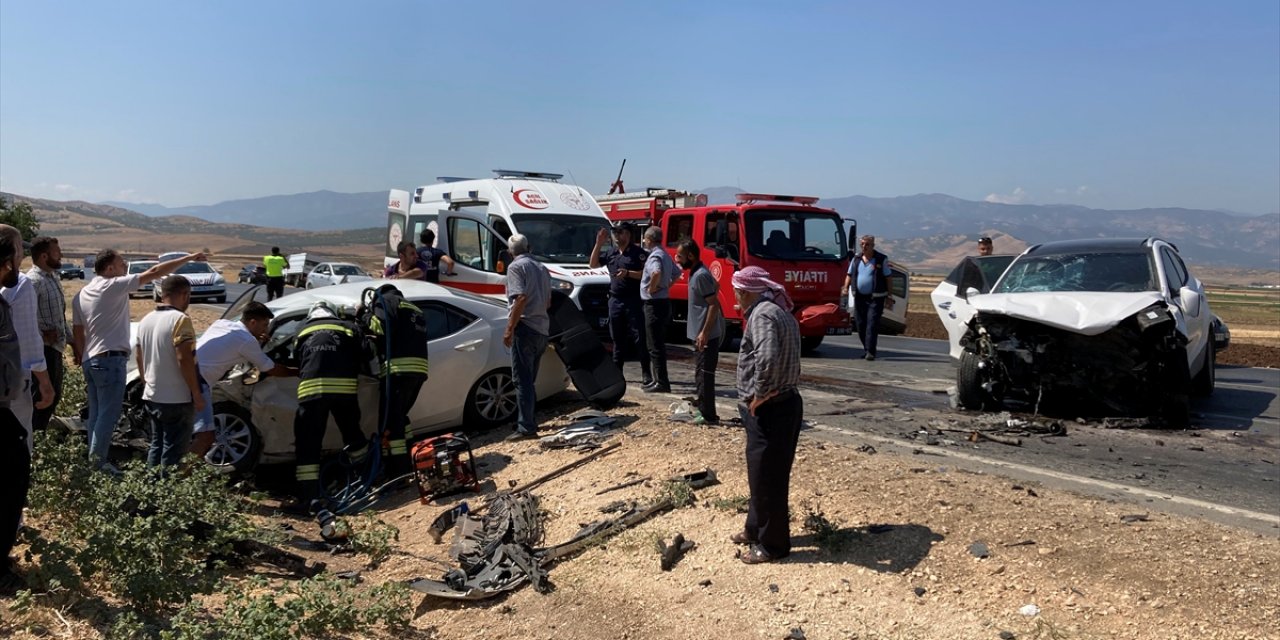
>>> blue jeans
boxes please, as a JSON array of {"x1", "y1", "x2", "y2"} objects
[
  {"x1": 511, "y1": 322, "x2": 547, "y2": 435},
  {"x1": 853, "y1": 293, "x2": 886, "y2": 357},
  {"x1": 84, "y1": 353, "x2": 128, "y2": 464},
  {"x1": 145, "y1": 401, "x2": 194, "y2": 469}
]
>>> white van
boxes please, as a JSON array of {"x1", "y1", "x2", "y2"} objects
[{"x1": 387, "y1": 170, "x2": 613, "y2": 330}]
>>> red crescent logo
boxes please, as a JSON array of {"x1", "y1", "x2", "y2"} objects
[{"x1": 513, "y1": 189, "x2": 549, "y2": 209}]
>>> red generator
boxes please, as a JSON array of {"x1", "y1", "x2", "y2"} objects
[{"x1": 410, "y1": 433, "x2": 480, "y2": 504}]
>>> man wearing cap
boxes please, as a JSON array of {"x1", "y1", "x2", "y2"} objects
[
  {"x1": 729, "y1": 266, "x2": 803, "y2": 564},
  {"x1": 977, "y1": 236, "x2": 994, "y2": 256},
  {"x1": 590, "y1": 222, "x2": 652, "y2": 386}
]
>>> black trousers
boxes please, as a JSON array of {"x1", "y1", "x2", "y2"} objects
[
  {"x1": 0, "y1": 407, "x2": 29, "y2": 564},
  {"x1": 694, "y1": 338, "x2": 720, "y2": 421},
  {"x1": 642, "y1": 299, "x2": 671, "y2": 386},
  {"x1": 740, "y1": 389, "x2": 803, "y2": 556},
  {"x1": 266, "y1": 276, "x2": 285, "y2": 301},
  {"x1": 608, "y1": 296, "x2": 650, "y2": 380},
  {"x1": 293, "y1": 393, "x2": 365, "y2": 503},
  {"x1": 32, "y1": 345, "x2": 64, "y2": 432},
  {"x1": 377, "y1": 374, "x2": 424, "y2": 477}
]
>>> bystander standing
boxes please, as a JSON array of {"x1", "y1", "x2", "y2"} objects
[
  {"x1": 0, "y1": 233, "x2": 31, "y2": 593},
  {"x1": 0, "y1": 225, "x2": 54, "y2": 452},
  {"x1": 841, "y1": 235, "x2": 894, "y2": 361},
  {"x1": 676, "y1": 240, "x2": 723, "y2": 424},
  {"x1": 263, "y1": 247, "x2": 287, "y2": 301},
  {"x1": 134, "y1": 276, "x2": 202, "y2": 470},
  {"x1": 590, "y1": 222, "x2": 651, "y2": 386},
  {"x1": 639, "y1": 226, "x2": 680, "y2": 393},
  {"x1": 26, "y1": 236, "x2": 68, "y2": 432},
  {"x1": 978, "y1": 236, "x2": 993, "y2": 256},
  {"x1": 503, "y1": 233, "x2": 550, "y2": 440},
  {"x1": 417, "y1": 229, "x2": 456, "y2": 283},
  {"x1": 385, "y1": 241, "x2": 428, "y2": 281}
]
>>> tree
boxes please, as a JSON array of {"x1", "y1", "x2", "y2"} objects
[{"x1": 0, "y1": 196, "x2": 40, "y2": 241}]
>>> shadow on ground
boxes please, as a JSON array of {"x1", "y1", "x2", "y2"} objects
[{"x1": 788, "y1": 523, "x2": 943, "y2": 573}]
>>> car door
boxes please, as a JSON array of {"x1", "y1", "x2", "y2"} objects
[
  {"x1": 438, "y1": 209, "x2": 510, "y2": 297},
  {"x1": 311, "y1": 265, "x2": 331, "y2": 287},
  {"x1": 1158, "y1": 246, "x2": 1209, "y2": 372},
  {"x1": 405, "y1": 299, "x2": 490, "y2": 431},
  {"x1": 931, "y1": 256, "x2": 1015, "y2": 358}
]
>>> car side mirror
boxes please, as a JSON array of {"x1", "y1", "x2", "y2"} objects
[
  {"x1": 1179, "y1": 286, "x2": 1203, "y2": 317},
  {"x1": 961, "y1": 287, "x2": 980, "y2": 300}
]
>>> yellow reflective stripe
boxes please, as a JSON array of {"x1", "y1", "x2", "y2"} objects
[
  {"x1": 368, "y1": 316, "x2": 383, "y2": 337},
  {"x1": 296, "y1": 464, "x2": 320, "y2": 480},
  {"x1": 399, "y1": 301, "x2": 420, "y2": 312},
  {"x1": 388, "y1": 439, "x2": 407, "y2": 455},
  {"x1": 384, "y1": 357, "x2": 429, "y2": 375},
  {"x1": 297, "y1": 378, "x2": 358, "y2": 398},
  {"x1": 298, "y1": 323, "x2": 354, "y2": 338}
]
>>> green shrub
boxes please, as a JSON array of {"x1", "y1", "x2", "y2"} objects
[{"x1": 55, "y1": 358, "x2": 86, "y2": 419}]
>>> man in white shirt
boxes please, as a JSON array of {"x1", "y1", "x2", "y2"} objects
[
  {"x1": 135, "y1": 276, "x2": 202, "y2": 469},
  {"x1": 0, "y1": 225, "x2": 54, "y2": 452},
  {"x1": 191, "y1": 301, "x2": 294, "y2": 457},
  {"x1": 72, "y1": 248, "x2": 205, "y2": 467}
]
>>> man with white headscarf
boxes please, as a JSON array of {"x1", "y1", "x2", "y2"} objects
[{"x1": 729, "y1": 266, "x2": 802, "y2": 564}]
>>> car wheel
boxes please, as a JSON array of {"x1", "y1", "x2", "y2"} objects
[
  {"x1": 305, "y1": 281, "x2": 314, "y2": 290},
  {"x1": 956, "y1": 350, "x2": 994, "y2": 410},
  {"x1": 1191, "y1": 344, "x2": 1215, "y2": 397},
  {"x1": 800, "y1": 336, "x2": 824, "y2": 353},
  {"x1": 465, "y1": 368, "x2": 518, "y2": 428},
  {"x1": 206, "y1": 401, "x2": 263, "y2": 473}
]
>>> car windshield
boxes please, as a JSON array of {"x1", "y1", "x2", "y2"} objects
[
  {"x1": 332, "y1": 264, "x2": 364, "y2": 276},
  {"x1": 511, "y1": 214, "x2": 611, "y2": 265},
  {"x1": 129, "y1": 262, "x2": 156, "y2": 274},
  {"x1": 993, "y1": 252, "x2": 1157, "y2": 294},
  {"x1": 745, "y1": 209, "x2": 845, "y2": 261},
  {"x1": 176, "y1": 262, "x2": 215, "y2": 275}
]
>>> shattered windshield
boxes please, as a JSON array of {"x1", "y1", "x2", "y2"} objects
[
  {"x1": 745, "y1": 209, "x2": 845, "y2": 261},
  {"x1": 994, "y1": 252, "x2": 1157, "y2": 294},
  {"x1": 511, "y1": 214, "x2": 611, "y2": 265}
]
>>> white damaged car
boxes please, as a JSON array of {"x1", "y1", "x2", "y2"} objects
[{"x1": 936, "y1": 238, "x2": 1229, "y2": 426}]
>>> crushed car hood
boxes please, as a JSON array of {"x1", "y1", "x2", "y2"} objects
[{"x1": 971, "y1": 292, "x2": 1165, "y2": 336}]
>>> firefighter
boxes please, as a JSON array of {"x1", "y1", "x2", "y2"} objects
[
  {"x1": 361, "y1": 284, "x2": 429, "y2": 480},
  {"x1": 292, "y1": 300, "x2": 369, "y2": 507}
]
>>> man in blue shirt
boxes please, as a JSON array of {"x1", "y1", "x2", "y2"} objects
[
  {"x1": 589, "y1": 222, "x2": 652, "y2": 386},
  {"x1": 639, "y1": 226, "x2": 681, "y2": 393},
  {"x1": 842, "y1": 235, "x2": 894, "y2": 361}
]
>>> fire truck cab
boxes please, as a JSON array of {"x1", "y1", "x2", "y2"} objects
[
  {"x1": 598, "y1": 190, "x2": 907, "y2": 351},
  {"x1": 387, "y1": 171, "x2": 613, "y2": 329}
]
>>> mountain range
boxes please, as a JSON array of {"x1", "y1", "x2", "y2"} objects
[{"x1": 104, "y1": 188, "x2": 1280, "y2": 270}]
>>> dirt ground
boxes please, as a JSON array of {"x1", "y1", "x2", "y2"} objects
[{"x1": 902, "y1": 311, "x2": 1280, "y2": 369}]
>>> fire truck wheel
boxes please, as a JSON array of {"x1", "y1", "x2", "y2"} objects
[
  {"x1": 206, "y1": 401, "x2": 263, "y2": 473},
  {"x1": 800, "y1": 336, "x2": 824, "y2": 353},
  {"x1": 465, "y1": 368, "x2": 518, "y2": 429}
]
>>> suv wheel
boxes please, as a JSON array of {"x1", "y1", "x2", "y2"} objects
[
  {"x1": 206, "y1": 401, "x2": 263, "y2": 473},
  {"x1": 956, "y1": 350, "x2": 995, "y2": 410}
]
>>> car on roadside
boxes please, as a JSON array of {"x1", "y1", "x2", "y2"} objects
[
  {"x1": 935, "y1": 238, "x2": 1227, "y2": 426},
  {"x1": 127, "y1": 260, "x2": 159, "y2": 298},
  {"x1": 238, "y1": 264, "x2": 268, "y2": 284},
  {"x1": 197, "y1": 281, "x2": 568, "y2": 472},
  {"x1": 57, "y1": 263, "x2": 85, "y2": 280},
  {"x1": 304, "y1": 262, "x2": 374, "y2": 289},
  {"x1": 154, "y1": 261, "x2": 226, "y2": 303}
]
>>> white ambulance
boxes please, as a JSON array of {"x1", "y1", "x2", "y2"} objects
[{"x1": 386, "y1": 170, "x2": 613, "y2": 331}]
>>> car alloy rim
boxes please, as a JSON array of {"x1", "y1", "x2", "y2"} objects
[
  {"x1": 207, "y1": 411, "x2": 254, "y2": 467},
  {"x1": 474, "y1": 371, "x2": 517, "y2": 421}
]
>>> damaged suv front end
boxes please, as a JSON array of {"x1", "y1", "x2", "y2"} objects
[{"x1": 953, "y1": 239, "x2": 1217, "y2": 427}]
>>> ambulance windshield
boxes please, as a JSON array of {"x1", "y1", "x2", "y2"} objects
[
  {"x1": 511, "y1": 214, "x2": 612, "y2": 265},
  {"x1": 745, "y1": 210, "x2": 845, "y2": 261}
]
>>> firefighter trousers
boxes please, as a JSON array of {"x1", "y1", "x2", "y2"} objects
[
  {"x1": 294, "y1": 393, "x2": 366, "y2": 504},
  {"x1": 378, "y1": 374, "x2": 424, "y2": 479}
]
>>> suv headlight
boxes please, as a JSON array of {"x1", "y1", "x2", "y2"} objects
[
  {"x1": 214, "y1": 275, "x2": 225, "y2": 284},
  {"x1": 550, "y1": 278, "x2": 574, "y2": 292}
]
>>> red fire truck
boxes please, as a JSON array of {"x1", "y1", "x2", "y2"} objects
[{"x1": 596, "y1": 189, "x2": 886, "y2": 352}]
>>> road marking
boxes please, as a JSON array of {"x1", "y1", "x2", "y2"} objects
[{"x1": 814, "y1": 424, "x2": 1280, "y2": 529}]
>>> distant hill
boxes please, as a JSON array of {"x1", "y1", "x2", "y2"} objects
[
  {"x1": 700, "y1": 188, "x2": 1280, "y2": 271},
  {"x1": 104, "y1": 190, "x2": 385, "y2": 231},
  {"x1": 4, "y1": 192, "x2": 381, "y2": 259}
]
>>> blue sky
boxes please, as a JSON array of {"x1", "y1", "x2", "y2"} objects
[{"x1": 1, "y1": 0, "x2": 1277, "y2": 213}]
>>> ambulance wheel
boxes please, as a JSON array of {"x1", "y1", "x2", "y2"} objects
[
  {"x1": 206, "y1": 401, "x2": 263, "y2": 473},
  {"x1": 465, "y1": 368, "x2": 518, "y2": 429},
  {"x1": 800, "y1": 336, "x2": 824, "y2": 353}
]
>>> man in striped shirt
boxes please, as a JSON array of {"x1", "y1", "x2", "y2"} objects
[
  {"x1": 26, "y1": 236, "x2": 68, "y2": 433},
  {"x1": 0, "y1": 225, "x2": 53, "y2": 453},
  {"x1": 729, "y1": 266, "x2": 802, "y2": 565}
]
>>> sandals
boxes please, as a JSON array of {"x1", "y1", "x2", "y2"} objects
[
  {"x1": 729, "y1": 531, "x2": 754, "y2": 545},
  {"x1": 739, "y1": 544, "x2": 787, "y2": 565}
]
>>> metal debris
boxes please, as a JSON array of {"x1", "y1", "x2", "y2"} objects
[{"x1": 658, "y1": 533, "x2": 695, "y2": 571}]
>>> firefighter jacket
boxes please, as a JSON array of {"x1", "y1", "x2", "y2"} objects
[
  {"x1": 294, "y1": 317, "x2": 365, "y2": 400},
  {"x1": 364, "y1": 288, "x2": 430, "y2": 379}
]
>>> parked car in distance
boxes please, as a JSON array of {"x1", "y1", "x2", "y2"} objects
[
  {"x1": 304, "y1": 262, "x2": 374, "y2": 289},
  {"x1": 57, "y1": 263, "x2": 85, "y2": 280},
  {"x1": 127, "y1": 260, "x2": 158, "y2": 298},
  {"x1": 203, "y1": 281, "x2": 568, "y2": 471},
  {"x1": 238, "y1": 264, "x2": 267, "y2": 284},
  {"x1": 941, "y1": 237, "x2": 1223, "y2": 427},
  {"x1": 154, "y1": 261, "x2": 226, "y2": 303}
]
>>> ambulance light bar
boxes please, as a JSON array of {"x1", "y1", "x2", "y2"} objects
[
  {"x1": 735, "y1": 193, "x2": 820, "y2": 205},
  {"x1": 493, "y1": 169, "x2": 564, "y2": 181}
]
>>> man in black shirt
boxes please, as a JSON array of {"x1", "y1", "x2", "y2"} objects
[
  {"x1": 417, "y1": 229, "x2": 456, "y2": 284},
  {"x1": 589, "y1": 222, "x2": 652, "y2": 386}
]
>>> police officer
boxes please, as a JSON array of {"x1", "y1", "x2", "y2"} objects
[
  {"x1": 590, "y1": 222, "x2": 652, "y2": 386},
  {"x1": 361, "y1": 284, "x2": 428, "y2": 479},
  {"x1": 292, "y1": 301, "x2": 369, "y2": 506}
]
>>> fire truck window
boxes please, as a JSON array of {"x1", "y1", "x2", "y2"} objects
[
  {"x1": 667, "y1": 215, "x2": 693, "y2": 247},
  {"x1": 762, "y1": 221, "x2": 794, "y2": 255}
]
